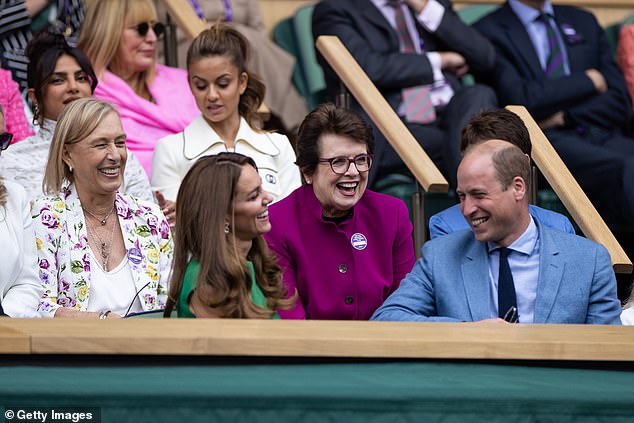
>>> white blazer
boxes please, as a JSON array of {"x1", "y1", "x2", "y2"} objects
[
  {"x1": 0, "y1": 181, "x2": 42, "y2": 317},
  {"x1": 151, "y1": 115, "x2": 301, "y2": 202}
]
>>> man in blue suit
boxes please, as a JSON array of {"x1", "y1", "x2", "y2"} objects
[
  {"x1": 429, "y1": 108, "x2": 575, "y2": 239},
  {"x1": 372, "y1": 140, "x2": 621, "y2": 324},
  {"x1": 473, "y1": 0, "x2": 634, "y2": 226}
]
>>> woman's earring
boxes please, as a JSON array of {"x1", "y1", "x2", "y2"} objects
[
  {"x1": 32, "y1": 103, "x2": 40, "y2": 126},
  {"x1": 69, "y1": 165, "x2": 73, "y2": 173},
  {"x1": 224, "y1": 222, "x2": 230, "y2": 234}
]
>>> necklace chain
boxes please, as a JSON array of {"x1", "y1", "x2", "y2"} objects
[
  {"x1": 84, "y1": 207, "x2": 117, "y2": 271},
  {"x1": 82, "y1": 204, "x2": 115, "y2": 226}
]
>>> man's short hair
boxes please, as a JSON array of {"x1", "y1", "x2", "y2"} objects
[
  {"x1": 461, "y1": 108, "x2": 531, "y2": 155},
  {"x1": 491, "y1": 144, "x2": 531, "y2": 193}
]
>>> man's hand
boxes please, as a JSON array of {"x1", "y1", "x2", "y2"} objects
[
  {"x1": 538, "y1": 111, "x2": 565, "y2": 130},
  {"x1": 585, "y1": 68, "x2": 607, "y2": 94},
  {"x1": 439, "y1": 51, "x2": 469, "y2": 77},
  {"x1": 403, "y1": 0, "x2": 429, "y2": 14}
]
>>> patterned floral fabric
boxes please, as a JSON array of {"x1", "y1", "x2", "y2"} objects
[{"x1": 31, "y1": 183, "x2": 172, "y2": 317}]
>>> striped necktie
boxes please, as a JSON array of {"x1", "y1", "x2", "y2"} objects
[
  {"x1": 391, "y1": 1, "x2": 436, "y2": 124},
  {"x1": 536, "y1": 13, "x2": 565, "y2": 79}
]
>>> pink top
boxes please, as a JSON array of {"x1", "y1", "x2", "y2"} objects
[
  {"x1": 94, "y1": 64, "x2": 199, "y2": 175},
  {"x1": 0, "y1": 68, "x2": 33, "y2": 143}
]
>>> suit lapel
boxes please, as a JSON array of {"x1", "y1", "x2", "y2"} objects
[
  {"x1": 461, "y1": 239, "x2": 493, "y2": 321},
  {"x1": 533, "y1": 225, "x2": 564, "y2": 323},
  {"x1": 116, "y1": 194, "x2": 151, "y2": 309},
  {"x1": 362, "y1": 0, "x2": 400, "y2": 47},
  {"x1": 499, "y1": 3, "x2": 544, "y2": 78}
]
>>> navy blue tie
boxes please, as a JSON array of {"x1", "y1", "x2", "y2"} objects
[{"x1": 498, "y1": 247, "x2": 518, "y2": 319}]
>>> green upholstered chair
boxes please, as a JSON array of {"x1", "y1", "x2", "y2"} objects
[
  {"x1": 272, "y1": 16, "x2": 309, "y2": 104},
  {"x1": 292, "y1": 4, "x2": 329, "y2": 110}
]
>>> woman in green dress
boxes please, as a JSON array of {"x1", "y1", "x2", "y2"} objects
[{"x1": 165, "y1": 152, "x2": 294, "y2": 318}]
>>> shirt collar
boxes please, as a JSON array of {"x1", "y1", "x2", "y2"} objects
[
  {"x1": 487, "y1": 215, "x2": 538, "y2": 256},
  {"x1": 508, "y1": 0, "x2": 555, "y2": 26},
  {"x1": 183, "y1": 116, "x2": 279, "y2": 158}
]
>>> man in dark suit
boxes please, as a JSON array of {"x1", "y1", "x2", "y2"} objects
[
  {"x1": 474, "y1": 0, "x2": 634, "y2": 226},
  {"x1": 312, "y1": 0, "x2": 497, "y2": 186}
]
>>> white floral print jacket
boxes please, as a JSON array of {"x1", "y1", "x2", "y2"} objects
[{"x1": 31, "y1": 184, "x2": 173, "y2": 317}]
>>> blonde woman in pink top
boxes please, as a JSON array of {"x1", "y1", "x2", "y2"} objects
[{"x1": 78, "y1": 0, "x2": 199, "y2": 176}]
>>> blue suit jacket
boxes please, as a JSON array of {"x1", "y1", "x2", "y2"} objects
[
  {"x1": 429, "y1": 204, "x2": 575, "y2": 239},
  {"x1": 372, "y1": 220, "x2": 621, "y2": 324}
]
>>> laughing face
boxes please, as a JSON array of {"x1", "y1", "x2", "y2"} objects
[
  {"x1": 231, "y1": 164, "x2": 273, "y2": 242},
  {"x1": 457, "y1": 149, "x2": 526, "y2": 247},
  {"x1": 63, "y1": 112, "x2": 127, "y2": 197},
  {"x1": 311, "y1": 133, "x2": 369, "y2": 218}
]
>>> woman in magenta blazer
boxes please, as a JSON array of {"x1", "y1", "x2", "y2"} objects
[{"x1": 264, "y1": 103, "x2": 415, "y2": 320}]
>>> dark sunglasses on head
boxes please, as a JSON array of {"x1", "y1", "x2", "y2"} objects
[
  {"x1": 132, "y1": 21, "x2": 165, "y2": 38},
  {"x1": 0, "y1": 132, "x2": 13, "y2": 151}
]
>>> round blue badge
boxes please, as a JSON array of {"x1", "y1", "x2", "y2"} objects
[
  {"x1": 265, "y1": 173, "x2": 277, "y2": 184},
  {"x1": 127, "y1": 248, "x2": 143, "y2": 265},
  {"x1": 350, "y1": 233, "x2": 367, "y2": 250}
]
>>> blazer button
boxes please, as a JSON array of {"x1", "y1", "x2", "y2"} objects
[
  {"x1": 345, "y1": 296, "x2": 354, "y2": 305},
  {"x1": 338, "y1": 264, "x2": 348, "y2": 274}
]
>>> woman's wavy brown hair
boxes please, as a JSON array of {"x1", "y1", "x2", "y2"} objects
[
  {"x1": 165, "y1": 152, "x2": 294, "y2": 318},
  {"x1": 186, "y1": 23, "x2": 265, "y2": 130}
]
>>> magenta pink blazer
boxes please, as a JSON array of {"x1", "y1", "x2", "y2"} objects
[{"x1": 265, "y1": 185, "x2": 415, "y2": 320}]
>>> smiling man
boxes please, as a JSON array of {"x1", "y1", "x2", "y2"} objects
[{"x1": 372, "y1": 140, "x2": 621, "y2": 324}]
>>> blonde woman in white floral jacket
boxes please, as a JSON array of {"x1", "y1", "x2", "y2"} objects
[{"x1": 32, "y1": 98, "x2": 172, "y2": 319}]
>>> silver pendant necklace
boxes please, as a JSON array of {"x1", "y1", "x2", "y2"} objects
[
  {"x1": 82, "y1": 204, "x2": 116, "y2": 226},
  {"x1": 84, "y1": 214, "x2": 117, "y2": 271}
]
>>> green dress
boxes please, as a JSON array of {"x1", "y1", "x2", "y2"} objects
[{"x1": 177, "y1": 260, "x2": 281, "y2": 319}]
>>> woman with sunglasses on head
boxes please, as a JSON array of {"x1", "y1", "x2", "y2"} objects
[
  {"x1": 0, "y1": 105, "x2": 42, "y2": 318},
  {"x1": 264, "y1": 103, "x2": 416, "y2": 320},
  {"x1": 77, "y1": 0, "x2": 199, "y2": 177},
  {"x1": 151, "y1": 24, "x2": 300, "y2": 205},
  {"x1": 32, "y1": 97, "x2": 172, "y2": 319},
  {"x1": 165, "y1": 152, "x2": 294, "y2": 318},
  {"x1": 0, "y1": 30, "x2": 153, "y2": 203}
]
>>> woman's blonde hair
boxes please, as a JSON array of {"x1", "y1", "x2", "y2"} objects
[
  {"x1": 43, "y1": 98, "x2": 119, "y2": 194},
  {"x1": 78, "y1": 0, "x2": 157, "y2": 83},
  {"x1": 165, "y1": 153, "x2": 294, "y2": 318}
]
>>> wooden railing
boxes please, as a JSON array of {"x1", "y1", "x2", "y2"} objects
[
  {"x1": 1, "y1": 318, "x2": 632, "y2": 361},
  {"x1": 315, "y1": 36, "x2": 449, "y2": 193},
  {"x1": 508, "y1": 106, "x2": 633, "y2": 274}
]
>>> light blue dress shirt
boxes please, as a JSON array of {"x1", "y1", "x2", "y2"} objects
[
  {"x1": 508, "y1": 0, "x2": 570, "y2": 75},
  {"x1": 486, "y1": 216, "x2": 540, "y2": 323}
]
